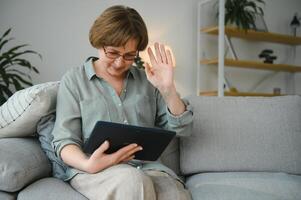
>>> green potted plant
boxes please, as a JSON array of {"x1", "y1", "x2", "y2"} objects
[
  {"x1": 134, "y1": 55, "x2": 145, "y2": 69},
  {"x1": 217, "y1": 0, "x2": 265, "y2": 31},
  {"x1": 0, "y1": 28, "x2": 41, "y2": 105}
]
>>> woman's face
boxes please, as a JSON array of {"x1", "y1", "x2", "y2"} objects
[{"x1": 98, "y1": 38, "x2": 138, "y2": 79}]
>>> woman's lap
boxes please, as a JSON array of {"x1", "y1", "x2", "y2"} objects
[{"x1": 69, "y1": 164, "x2": 191, "y2": 200}]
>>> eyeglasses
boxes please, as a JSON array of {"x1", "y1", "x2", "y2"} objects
[{"x1": 103, "y1": 47, "x2": 138, "y2": 61}]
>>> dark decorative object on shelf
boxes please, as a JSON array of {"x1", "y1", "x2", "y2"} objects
[
  {"x1": 134, "y1": 55, "x2": 145, "y2": 69},
  {"x1": 273, "y1": 87, "x2": 281, "y2": 95},
  {"x1": 0, "y1": 28, "x2": 41, "y2": 105},
  {"x1": 290, "y1": 13, "x2": 300, "y2": 36},
  {"x1": 258, "y1": 49, "x2": 277, "y2": 64}
]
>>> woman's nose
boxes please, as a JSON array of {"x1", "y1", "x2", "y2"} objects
[{"x1": 114, "y1": 56, "x2": 125, "y2": 66}]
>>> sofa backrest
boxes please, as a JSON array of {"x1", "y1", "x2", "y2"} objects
[{"x1": 180, "y1": 96, "x2": 301, "y2": 176}]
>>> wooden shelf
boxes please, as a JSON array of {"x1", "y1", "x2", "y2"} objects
[
  {"x1": 201, "y1": 26, "x2": 301, "y2": 45},
  {"x1": 200, "y1": 90, "x2": 282, "y2": 97},
  {"x1": 200, "y1": 58, "x2": 301, "y2": 73}
]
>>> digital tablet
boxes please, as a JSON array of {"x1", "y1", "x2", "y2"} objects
[{"x1": 83, "y1": 121, "x2": 176, "y2": 161}]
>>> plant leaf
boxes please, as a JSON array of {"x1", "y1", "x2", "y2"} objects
[
  {"x1": 32, "y1": 66, "x2": 39, "y2": 73},
  {"x1": 0, "y1": 37, "x2": 14, "y2": 52},
  {"x1": 6, "y1": 73, "x2": 32, "y2": 86},
  {"x1": 1, "y1": 50, "x2": 41, "y2": 68},
  {"x1": 12, "y1": 77, "x2": 24, "y2": 91},
  {"x1": 6, "y1": 69, "x2": 30, "y2": 78},
  {"x1": 223, "y1": 0, "x2": 265, "y2": 31},
  {"x1": 0, "y1": 28, "x2": 12, "y2": 44},
  {"x1": 0, "y1": 28, "x2": 40, "y2": 96},
  {"x1": 3, "y1": 44, "x2": 28, "y2": 55},
  {"x1": 0, "y1": 70, "x2": 10, "y2": 86},
  {"x1": 0, "y1": 83, "x2": 13, "y2": 98}
]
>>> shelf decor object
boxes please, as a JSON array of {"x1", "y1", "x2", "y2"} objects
[
  {"x1": 258, "y1": 49, "x2": 277, "y2": 64},
  {"x1": 290, "y1": 13, "x2": 300, "y2": 37}
]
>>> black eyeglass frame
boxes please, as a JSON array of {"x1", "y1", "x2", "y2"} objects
[{"x1": 103, "y1": 47, "x2": 138, "y2": 61}]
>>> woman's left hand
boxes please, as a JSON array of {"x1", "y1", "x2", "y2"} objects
[
  {"x1": 145, "y1": 42, "x2": 186, "y2": 116},
  {"x1": 145, "y1": 42, "x2": 175, "y2": 94}
]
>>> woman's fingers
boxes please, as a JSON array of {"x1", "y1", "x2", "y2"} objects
[
  {"x1": 112, "y1": 144, "x2": 142, "y2": 162},
  {"x1": 147, "y1": 47, "x2": 157, "y2": 67},
  {"x1": 166, "y1": 49, "x2": 173, "y2": 67},
  {"x1": 87, "y1": 142, "x2": 142, "y2": 171},
  {"x1": 148, "y1": 43, "x2": 172, "y2": 67},
  {"x1": 160, "y1": 44, "x2": 167, "y2": 64},
  {"x1": 154, "y1": 42, "x2": 163, "y2": 63},
  {"x1": 118, "y1": 145, "x2": 142, "y2": 162}
]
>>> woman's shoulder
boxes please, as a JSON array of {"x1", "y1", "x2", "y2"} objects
[
  {"x1": 61, "y1": 65, "x2": 85, "y2": 84},
  {"x1": 62, "y1": 57, "x2": 97, "y2": 82}
]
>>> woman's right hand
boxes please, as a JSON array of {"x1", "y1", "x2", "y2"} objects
[{"x1": 84, "y1": 141, "x2": 143, "y2": 174}]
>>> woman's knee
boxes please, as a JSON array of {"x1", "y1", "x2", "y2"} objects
[
  {"x1": 116, "y1": 165, "x2": 152, "y2": 187},
  {"x1": 113, "y1": 165, "x2": 156, "y2": 199}
]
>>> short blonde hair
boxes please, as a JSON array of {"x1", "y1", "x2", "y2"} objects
[{"x1": 89, "y1": 5, "x2": 148, "y2": 51}]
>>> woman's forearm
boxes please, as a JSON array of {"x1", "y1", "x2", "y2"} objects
[
  {"x1": 160, "y1": 85, "x2": 185, "y2": 116},
  {"x1": 60, "y1": 144, "x2": 89, "y2": 172}
]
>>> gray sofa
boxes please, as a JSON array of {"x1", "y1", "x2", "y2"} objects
[{"x1": 1, "y1": 95, "x2": 301, "y2": 200}]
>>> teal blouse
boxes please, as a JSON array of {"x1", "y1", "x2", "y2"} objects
[{"x1": 51, "y1": 57, "x2": 193, "y2": 181}]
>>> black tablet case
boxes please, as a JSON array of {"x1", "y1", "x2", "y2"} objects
[{"x1": 83, "y1": 121, "x2": 176, "y2": 161}]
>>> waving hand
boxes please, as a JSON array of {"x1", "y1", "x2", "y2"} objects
[{"x1": 145, "y1": 42, "x2": 175, "y2": 93}]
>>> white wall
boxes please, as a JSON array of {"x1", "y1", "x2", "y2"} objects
[
  {"x1": 0, "y1": 0, "x2": 200, "y2": 96},
  {"x1": 0, "y1": 0, "x2": 300, "y2": 96}
]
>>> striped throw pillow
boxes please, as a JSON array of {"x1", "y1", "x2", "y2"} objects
[{"x1": 0, "y1": 82, "x2": 59, "y2": 138}]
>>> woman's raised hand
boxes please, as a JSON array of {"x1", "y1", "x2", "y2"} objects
[
  {"x1": 144, "y1": 42, "x2": 186, "y2": 116},
  {"x1": 145, "y1": 43, "x2": 176, "y2": 94}
]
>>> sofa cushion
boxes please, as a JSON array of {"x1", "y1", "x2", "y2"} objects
[
  {"x1": 0, "y1": 191, "x2": 16, "y2": 200},
  {"x1": 17, "y1": 177, "x2": 87, "y2": 200},
  {"x1": 181, "y1": 96, "x2": 301, "y2": 175},
  {"x1": 0, "y1": 138, "x2": 51, "y2": 192},
  {"x1": 186, "y1": 172, "x2": 301, "y2": 200},
  {"x1": 0, "y1": 82, "x2": 59, "y2": 138}
]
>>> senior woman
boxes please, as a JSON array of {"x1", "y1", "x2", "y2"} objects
[{"x1": 51, "y1": 5, "x2": 193, "y2": 200}]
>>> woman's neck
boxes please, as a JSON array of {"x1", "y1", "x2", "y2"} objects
[
  {"x1": 93, "y1": 60, "x2": 126, "y2": 82},
  {"x1": 93, "y1": 60, "x2": 125, "y2": 96}
]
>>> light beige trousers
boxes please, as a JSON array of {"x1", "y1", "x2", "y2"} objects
[{"x1": 70, "y1": 164, "x2": 191, "y2": 200}]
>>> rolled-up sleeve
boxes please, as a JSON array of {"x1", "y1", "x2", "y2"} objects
[
  {"x1": 165, "y1": 98, "x2": 193, "y2": 126},
  {"x1": 155, "y1": 90, "x2": 193, "y2": 137},
  {"x1": 51, "y1": 73, "x2": 83, "y2": 160}
]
